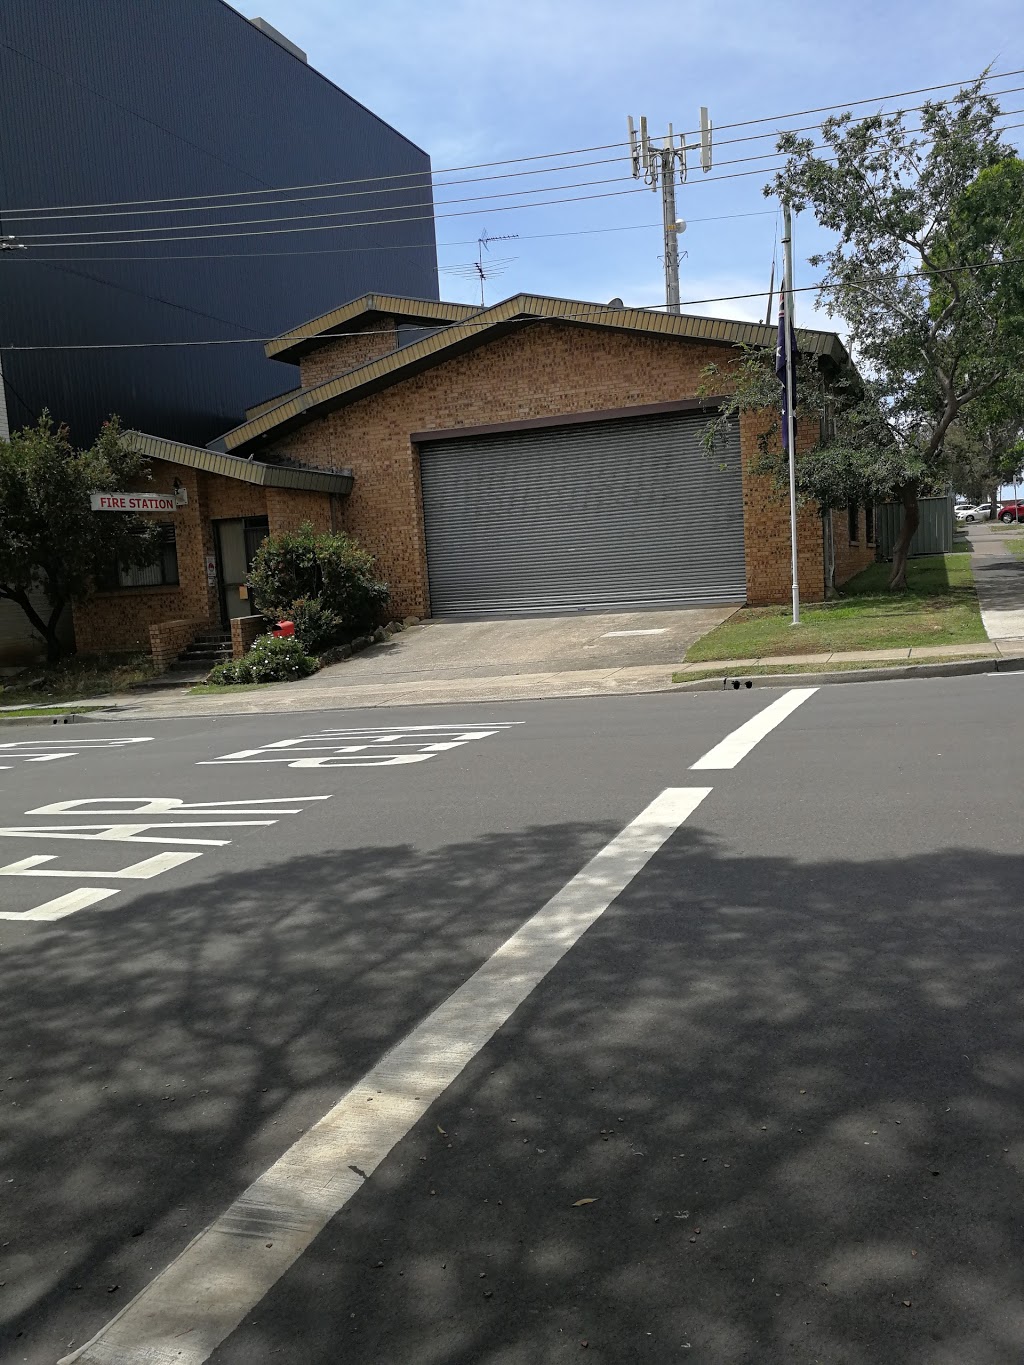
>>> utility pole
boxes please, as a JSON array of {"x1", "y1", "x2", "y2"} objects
[
  {"x1": 781, "y1": 200, "x2": 800, "y2": 626},
  {"x1": 628, "y1": 109, "x2": 712, "y2": 314}
]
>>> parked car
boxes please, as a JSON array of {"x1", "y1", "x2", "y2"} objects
[
  {"x1": 998, "y1": 501, "x2": 1024, "y2": 523},
  {"x1": 955, "y1": 504, "x2": 988, "y2": 521}
]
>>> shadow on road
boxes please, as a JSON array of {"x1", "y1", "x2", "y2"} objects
[{"x1": 3, "y1": 824, "x2": 1024, "y2": 1364}]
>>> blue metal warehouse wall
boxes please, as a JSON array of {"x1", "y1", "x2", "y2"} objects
[{"x1": 0, "y1": 0, "x2": 438, "y2": 446}]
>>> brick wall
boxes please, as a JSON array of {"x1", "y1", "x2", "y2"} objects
[
  {"x1": 149, "y1": 618, "x2": 203, "y2": 670},
  {"x1": 231, "y1": 614, "x2": 269, "y2": 659},
  {"x1": 273, "y1": 322, "x2": 829, "y2": 615},
  {"x1": 265, "y1": 488, "x2": 332, "y2": 534},
  {"x1": 741, "y1": 417, "x2": 826, "y2": 606},
  {"x1": 831, "y1": 506, "x2": 877, "y2": 587},
  {"x1": 72, "y1": 465, "x2": 275, "y2": 655},
  {"x1": 298, "y1": 318, "x2": 399, "y2": 389}
]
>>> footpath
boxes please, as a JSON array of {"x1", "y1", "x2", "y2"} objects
[
  {"x1": 6, "y1": 527, "x2": 1024, "y2": 721},
  {"x1": 13, "y1": 641, "x2": 1022, "y2": 722}
]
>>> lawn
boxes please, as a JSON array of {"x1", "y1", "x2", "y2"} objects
[
  {"x1": 1007, "y1": 537, "x2": 1024, "y2": 558},
  {"x1": 685, "y1": 554, "x2": 987, "y2": 662},
  {"x1": 0, "y1": 653, "x2": 157, "y2": 708}
]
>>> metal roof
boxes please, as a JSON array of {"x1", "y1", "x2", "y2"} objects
[
  {"x1": 223, "y1": 293, "x2": 849, "y2": 454},
  {"x1": 266, "y1": 294, "x2": 480, "y2": 364},
  {"x1": 128, "y1": 431, "x2": 353, "y2": 495}
]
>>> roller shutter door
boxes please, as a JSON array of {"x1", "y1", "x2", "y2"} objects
[{"x1": 419, "y1": 409, "x2": 746, "y2": 614}]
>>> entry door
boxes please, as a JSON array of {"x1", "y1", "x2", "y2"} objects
[
  {"x1": 215, "y1": 517, "x2": 269, "y2": 622},
  {"x1": 418, "y1": 409, "x2": 746, "y2": 614}
]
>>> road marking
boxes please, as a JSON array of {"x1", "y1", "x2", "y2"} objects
[
  {"x1": 690, "y1": 687, "x2": 818, "y2": 769},
  {"x1": 27, "y1": 797, "x2": 332, "y2": 816},
  {"x1": 201, "y1": 724, "x2": 520, "y2": 768},
  {"x1": 0, "y1": 822, "x2": 276, "y2": 846},
  {"x1": 0, "y1": 887, "x2": 119, "y2": 922},
  {"x1": 0, "y1": 737, "x2": 153, "y2": 767},
  {"x1": 0, "y1": 851, "x2": 201, "y2": 879},
  {"x1": 602, "y1": 628, "x2": 669, "y2": 637},
  {"x1": 4, "y1": 793, "x2": 332, "y2": 924},
  {"x1": 59, "y1": 785, "x2": 712, "y2": 1365}
]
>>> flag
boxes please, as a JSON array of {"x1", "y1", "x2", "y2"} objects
[{"x1": 775, "y1": 280, "x2": 798, "y2": 451}]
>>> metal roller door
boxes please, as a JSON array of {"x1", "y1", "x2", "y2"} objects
[{"x1": 419, "y1": 409, "x2": 746, "y2": 614}]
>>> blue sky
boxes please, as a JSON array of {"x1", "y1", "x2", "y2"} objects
[{"x1": 240, "y1": 0, "x2": 1022, "y2": 341}]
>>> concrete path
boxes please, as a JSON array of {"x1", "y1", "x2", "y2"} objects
[{"x1": 966, "y1": 522, "x2": 1024, "y2": 642}]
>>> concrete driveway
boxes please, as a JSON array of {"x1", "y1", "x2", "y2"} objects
[{"x1": 310, "y1": 605, "x2": 737, "y2": 685}]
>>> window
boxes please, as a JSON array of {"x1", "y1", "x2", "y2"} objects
[
  {"x1": 864, "y1": 503, "x2": 875, "y2": 545},
  {"x1": 848, "y1": 503, "x2": 860, "y2": 544},
  {"x1": 104, "y1": 523, "x2": 179, "y2": 589}
]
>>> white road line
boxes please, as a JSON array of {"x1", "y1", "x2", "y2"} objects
[
  {"x1": 690, "y1": 687, "x2": 818, "y2": 769},
  {"x1": 0, "y1": 887, "x2": 119, "y2": 922},
  {"x1": 59, "y1": 785, "x2": 712, "y2": 1365},
  {"x1": 602, "y1": 628, "x2": 668, "y2": 637},
  {"x1": 0, "y1": 851, "x2": 201, "y2": 879}
]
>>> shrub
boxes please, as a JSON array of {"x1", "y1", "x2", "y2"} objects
[
  {"x1": 248, "y1": 523, "x2": 389, "y2": 640},
  {"x1": 206, "y1": 634, "x2": 318, "y2": 686},
  {"x1": 283, "y1": 596, "x2": 342, "y2": 655}
]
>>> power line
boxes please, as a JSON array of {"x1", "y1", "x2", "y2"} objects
[
  {"x1": 22, "y1": 112, "x2": 1024, "y2": 252},
  {"x1": 12, "y1": 77, "x2": 1024, "y2": 231},
  {"x1": 16, "y1": 171, "x2": 640, "y2": 240},
  {"x1": 5, "y1": 254, "x2": 1024, "y2": 351},
  {"x1": 4, "y1": 66, "x2": 1023, "y2": 220},
  {"x1": 7, "y1": 210, "x2": 780, "y2": 266}
]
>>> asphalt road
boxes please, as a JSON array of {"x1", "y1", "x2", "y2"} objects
[{"x1": 1, "y1": 675, "x2": 1023, "y2": 1364}]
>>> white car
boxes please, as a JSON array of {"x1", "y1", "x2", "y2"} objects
[{"x1": 956, "y1": 504, "x2": 989, "y2": 522}]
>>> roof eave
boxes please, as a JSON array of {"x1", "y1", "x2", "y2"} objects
[
  {"x1": 127, "y1": 432, "x2": 353, "y2": 496},
  {"x1": 266, "y1": 293, "x2": 481, "y2": 364}
]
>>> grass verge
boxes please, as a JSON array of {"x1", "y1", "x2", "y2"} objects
[
  {"x1": 685, "y1": 555, "x2": 986, "y2": 662},
  {"x1": 0, "y1": 653, "x2": 157, "y2": 707},
  {"x1": 0, "y1": 705, "x2": 104, "y2": 719},
  {"x1": 1006, "y1": 538, "x2": 1024, "y2": 558},
  {"x1": 673, "y1": 654, "x2": 997, "y2": 683}
]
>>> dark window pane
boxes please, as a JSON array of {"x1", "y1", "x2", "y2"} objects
[
  {"x1": 865, "y1": 504, "x2": 875, "y2": 545},
  {"x1": 848, "y1": 504, "x2": 859, "y2": 543}
]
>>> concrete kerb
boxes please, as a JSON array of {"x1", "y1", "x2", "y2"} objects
[{"x1": 672, "y1": 655, "x2": 1024, "y2": 692}]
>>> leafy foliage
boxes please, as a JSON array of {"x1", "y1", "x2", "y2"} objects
[
  {"x1": 281, "y1": 597, "x2": 343, "y2": 656},
  {"x1": 207, "y1": 633, "x2": 318, "y2": 685},
  {"x1": 0, "y1": 415, "x2": 159, "y2": 660},
  {"x1": 764, "y1": 80, "x2": 1024, "y2": 587},
  {"x1": 246, "y1": 522, "x2": 389, "y2": 651}
]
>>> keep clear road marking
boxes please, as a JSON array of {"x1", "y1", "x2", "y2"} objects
[
  {"x1": 689, "y1": 687, "x2": 818, "y2": 770},
  {"x1": 60, "y1": 785, "x2": 712, "y2": 1365},
  {"x1": 4, "y1": 887, "x2": 120, "y2": 922}
]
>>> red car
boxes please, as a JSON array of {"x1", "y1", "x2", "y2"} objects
[{"x1": 998, "y1": 501, "x2": 1024, "y2": 523}]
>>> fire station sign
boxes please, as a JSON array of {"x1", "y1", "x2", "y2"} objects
[{"x1": 90, "y1": 491, "x2": 184, "y2": 512}]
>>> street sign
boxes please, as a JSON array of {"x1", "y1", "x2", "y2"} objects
[{"x1": 90, "y1": 492, "x2": 179, "y2": 512}]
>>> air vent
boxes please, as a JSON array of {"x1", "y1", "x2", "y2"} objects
[{"x1": 250, "y1": 17, "x2": 307, "y2": 63}]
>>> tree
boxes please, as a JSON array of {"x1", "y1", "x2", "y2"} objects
[
  {"x1": 944, "y1": 418, "x2": 1024, "y2": 504},
  {"x1": 767, "y1": 81, "x2": 1024, "y2": 588},
  {"x1": 0, "y1": 415, "x2": 158, "y2": 662},
  {"x1": 700, "y1": 346, "x2": 915, "y2": 593}
]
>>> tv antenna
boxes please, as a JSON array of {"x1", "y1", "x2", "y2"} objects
[
  {"x1": 439, "y1": 229, "x2": 519, "y2": 307},
  {"x1": 626, "y1": 109, "x2": 712, "y2": 313}
]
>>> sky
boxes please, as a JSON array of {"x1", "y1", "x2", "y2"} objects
[{"x1": 240, "y1": 0, "x2": 1023, "y2": 342}]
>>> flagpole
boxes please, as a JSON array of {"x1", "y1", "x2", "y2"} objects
[{"x1": 781, "y1": 199, "x2": 800, "y2": 626}]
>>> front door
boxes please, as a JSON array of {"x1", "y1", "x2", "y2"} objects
[{"x1": 214, "y1": 517, "x2": 269, "y2": 623}]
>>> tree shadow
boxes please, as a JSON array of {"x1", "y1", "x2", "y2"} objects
[{"x1": 3, "y1": 828, "x2": 1024, "y2": 1364}]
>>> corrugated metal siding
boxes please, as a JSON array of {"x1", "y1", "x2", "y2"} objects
[
  {"x1": 0, "y1": 589, "x2": 74, "y2": 666},
  {"x1": 875, "y1": 496, "x2": 955, "y2": 557},
  {"x1": 0, "y1": 0, "x2": 437, "y2": 447},
  {"x1": 419, "y1": 410, "x2": 746, "y2": 614}
]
